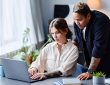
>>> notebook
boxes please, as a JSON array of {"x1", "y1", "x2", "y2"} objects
[
  {"x1": 62, "y1": 78, "x2": 81, "y2": 85},
  {"x1": 1, "y1": 58, "x2": 39, "y2": 82}
]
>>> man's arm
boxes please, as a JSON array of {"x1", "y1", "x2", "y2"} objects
[
  {"x1": 88, "y1": 57, "x2": 101, "y2": 71},
  {"x1": 78, "y1": 57, "x2": 101, "y2": 80}
]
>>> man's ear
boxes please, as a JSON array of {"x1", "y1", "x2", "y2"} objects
[{"x1": 87, "y1": 13, "x2": 91, "y2": 20}]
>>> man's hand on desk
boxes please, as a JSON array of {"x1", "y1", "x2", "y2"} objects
[{"x1": 77, "y1": 72, "x2": 92, "y2": 80}]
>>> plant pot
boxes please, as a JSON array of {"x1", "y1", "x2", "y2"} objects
[{"x1": 93, "y1": 76, "x2": 105, "y2": 85}]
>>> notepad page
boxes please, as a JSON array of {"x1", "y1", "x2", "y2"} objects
[{"x1": 62, "y1": 78, "x2": 81, "y2": 85}]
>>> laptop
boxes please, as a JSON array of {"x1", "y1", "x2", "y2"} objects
[{"x1": 1, "y1": 58, "x2": 39, "y2": 82}]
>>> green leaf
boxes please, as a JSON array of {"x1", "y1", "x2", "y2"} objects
[{"x1": 93, "y1": 71, "x2": 105, "y2": 77}]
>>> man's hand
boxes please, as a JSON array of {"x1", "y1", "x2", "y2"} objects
[{"x1": 77, "y1": 72, "x2": 92, "y2": 80}]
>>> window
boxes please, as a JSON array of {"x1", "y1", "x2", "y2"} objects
[{"x1": 0, "y1": 0, "x2": 37, "y2": 56}]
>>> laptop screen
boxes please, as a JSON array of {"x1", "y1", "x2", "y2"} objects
[{"x1": 1, "y1": 58, "x2": 33, "y2": 82}]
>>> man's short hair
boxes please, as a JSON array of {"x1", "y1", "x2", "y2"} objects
[{"x1": 73, "y1": 2, "x2": 91, "y2": 16}]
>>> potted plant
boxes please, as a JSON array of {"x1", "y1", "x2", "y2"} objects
[{"x1": 93, "y1": 71, "x2": 106, "y2": 85}]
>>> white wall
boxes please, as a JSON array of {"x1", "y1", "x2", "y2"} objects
[{"x1": 99, "y1": 0, "x2": 110, "y2": 18}]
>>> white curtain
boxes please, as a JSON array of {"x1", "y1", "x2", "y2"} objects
[
  {"x1": 0, "y1": 0, "x2": 44, "y2": 56},
  {"x1": 30, "y1": 0, "x2": 45, "y2": 44}
]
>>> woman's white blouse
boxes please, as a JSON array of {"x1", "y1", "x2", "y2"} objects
[{"x1": 30, "y1": 40, "x2": 79, "y2": 76}]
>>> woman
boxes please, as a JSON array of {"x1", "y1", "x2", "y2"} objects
[{"x1": 28, "y1": 18, "x2": 78, "y2": 80}]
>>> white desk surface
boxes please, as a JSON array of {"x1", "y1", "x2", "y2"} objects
[{"x1": 1, "y1": 77, "x2": 109, "y2": 85}]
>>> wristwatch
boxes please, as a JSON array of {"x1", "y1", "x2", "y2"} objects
[{"x1": 87, "y1": 69, "x2": 93, "y2": 74}]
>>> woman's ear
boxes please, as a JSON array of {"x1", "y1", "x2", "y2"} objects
[
  {"x1": 66, "y1": 28, "x2": 69, "y2": 34},
  {"x1": 63, "y1": 28, "x2": 68, "y2": 35}
]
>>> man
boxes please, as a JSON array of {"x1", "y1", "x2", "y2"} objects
[{"x1": 73, "y1": 2, "x2": 110, "y2": 80}]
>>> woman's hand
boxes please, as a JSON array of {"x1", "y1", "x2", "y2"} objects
[
  {"x1": 28, "y1": 67, "x2": 46, "y2": 80},
  {"x1": 77, "y1": 72, "x2": 92, "y2": 80},
  {"x1": 31, "y1": 73, "x2": 46, "y2": 80},
  {"x1": 28, "y1": 67, "x2": 38, "y2": 76}
]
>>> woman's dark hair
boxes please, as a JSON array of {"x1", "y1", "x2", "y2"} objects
[
  {"x1": 49, "y1": 18, "x2": 72, "y2": 39},
  {"x1": 73, "y1": 2, "x2": 91, "y2": 16}
]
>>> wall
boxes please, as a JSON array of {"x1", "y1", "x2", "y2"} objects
[{"x1": 99, "y1": 0, "x2": 110, "y2": 18}]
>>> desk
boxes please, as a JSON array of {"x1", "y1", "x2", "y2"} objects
[
  {"x1": 1, "y1": 77, "x2": 110, "y2": 85},
  {"x1": 0, "y1": 77, "x2": 93, "y2": 85}
]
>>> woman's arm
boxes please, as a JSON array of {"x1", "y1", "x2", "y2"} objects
[{"x1": 45, "y1": 71, "x2": 62, "y2": 78}]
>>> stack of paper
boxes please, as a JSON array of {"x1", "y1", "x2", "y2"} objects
[{"x1": 62, "y1": 78, "x2": 81, "y2": 85}]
